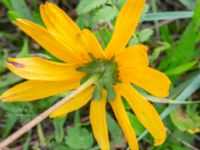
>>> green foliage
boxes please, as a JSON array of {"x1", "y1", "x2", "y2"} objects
[
  {"x1": 2, "y1": 0, "x2": 33, "y2": 21},
  {"x1": 159, "y1": 2, "x2": 200, "y2": 78},
  {"x1": 170, "y1": 106, "x2": 200, "y2": 133},
  {"x1": 77, "y1": 0, "x2": 108, "y2": 15},
  {"x1": 91, "y1": 5, "x2": 118, "y2": 27},
  {"x1": 65, "y1": 126, "x2": 94, "y2": 149},
  {"x1": 138, "y1": 28, "x2": 154, "y2": 43},
  {"x1": 53, "y1": 117, "x2": 67, "y2": 143},
  {"x1": 17, "y1": 38, "x2": 31, "y2": 58},
  {"x1": 106, "y1": 113, "x2": 123, "y2": 145},
  {"x1": 127, "y1": 112, "x2": 145, "y2": 135},
  {"x1": 0, "y1": 49, "x2": 8, "y2": 73}
]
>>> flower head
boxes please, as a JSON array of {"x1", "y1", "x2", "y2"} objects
[{"x1": 0, "y1": 0, "x2": 171, "y2": 149}]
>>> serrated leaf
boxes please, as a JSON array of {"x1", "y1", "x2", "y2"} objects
[
  {"x1": 65, "y1": 126, "x2": 93, "y2": 149},
  {"x1": 91, "y1": 5, "x2": 118, "y2": 27},
  {"x1": 138, "y1": 28, "x2": 154, "y2": 42},
  {"x1": 53, "y1": 117, "x2": 67, "y2": 143},
  {"x1": 140, "y1": 4, "x2": 150, "y2": 21},
  {"x1": 77, "y1": 0, "x2": 108, "y2": 15}
]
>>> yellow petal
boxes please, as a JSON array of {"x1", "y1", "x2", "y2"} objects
[
  {"x1": 118, "y1": 83, "x2": 166, "y2": 146},
  {"x1": 116, "y1": 45, "x2": 149, "y2": 71},
  {"x1": 110, "y1": 90, "x2": 139, "y2": 150},
  {"x1": 105, "y1": 0, "x2": 145, "y2": 58},
  {"x1": 40, "y1": 3, "x2": 89, "y2": 61},
  {"x1": 90, "y1": 91, "x2": 110, "y2": 150},
  {"x1": 50, "y1": 86, "x2": 94, "y2": 118},
  {"x1": 120, "y1": 67, "x2": 171, "y2": 97},
  {"x1": 6, "y1": 57, "x2": 84, "y2": 81},
  {"x1": 40, "y1": 2, "x2": 80, "y2": 39},
  {"x1": 76, "y1": 29, "x2": 105, "y2": 59},
  {"x1": 0, "y1": 80, "x2": 80, "y2": 102},
  {"x1": 14, "y1": 18, "x2": 80, "y2": 63}
]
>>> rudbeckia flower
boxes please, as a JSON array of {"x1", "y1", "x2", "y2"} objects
[{"x1": 0, "y1": 0, "x2": 171, "y2": 149}]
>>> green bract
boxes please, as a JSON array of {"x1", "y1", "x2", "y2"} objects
[{"x1": 77, "y1": 54, "x2": 119, "y2": 101}]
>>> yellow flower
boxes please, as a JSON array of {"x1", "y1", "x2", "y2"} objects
[{"x1": 0, "y1": 0, "x2": 171, "y2": 149}]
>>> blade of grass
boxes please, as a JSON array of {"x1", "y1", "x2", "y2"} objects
[{"x1": 143, "y1": 11, "x2": 193, "y2": 21}]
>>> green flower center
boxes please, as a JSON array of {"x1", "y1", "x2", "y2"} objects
[{"x1": 77, "y1": 54, "x2": 120, "y2": 101}]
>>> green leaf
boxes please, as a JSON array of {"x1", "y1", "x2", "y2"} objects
[
  {"x1": 127, "y1": 112, "x2": 145, "y2": 135},
  {"x1": 1, "y1": 116, "x2": 17, "y2": 138},
  {"x1": 150, "y1": 42, "x2": 171, "y2": 63},
  {"x1": 91, "y1": 5, "x2": 118, "y2": 27},
  {"x1": 0, "y1": 73, "x2": 22, "y2": 89},
  {"x1": 106, "y1": 112, "x2": 123, "y2": 145},
  {"x1": 77, "y1": 0, "x2": 108, "y2": 15},
  {"x1": 53, "y1": 117, "x2": 67, "y2": 143},
  {"x1": 76, "y1": 14, "x2": 90, "y2": 29},
  {"x1": 138, "y1": 28, "x2": 154, "y2": 43},
  {"x1": 65, "y1": 126, "x2": 94, "y2": 149},
  {"x1": 170, "y1": 106, "x2": 200, "y2": 133}
]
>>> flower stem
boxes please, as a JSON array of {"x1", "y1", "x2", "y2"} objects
[{"x1": 0, "y1": 75, "x2": 99, "y2": 149}]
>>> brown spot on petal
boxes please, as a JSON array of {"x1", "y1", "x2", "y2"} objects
[{"x1": 7, "y1": 61, "x2": 25, "y2": 68}]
